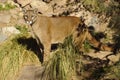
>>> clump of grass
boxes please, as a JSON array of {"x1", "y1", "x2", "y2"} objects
[
  {"x1": 15, "y1": 25, "x2": 28, "y2": 34},
  {"x1": 42, "y1": 35, "x2": 82, "y2": 80},
  {"x1": 0, "y1": 2, "x2": 16, "y2": 11},
  {"x1": 0, "y1": 27, "x2": 40, "y2": 80},
  {"x1": 83, "y1": 40, "x2": 91, "y2": 52}
]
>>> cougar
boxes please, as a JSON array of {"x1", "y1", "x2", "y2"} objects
[{"x1": 23, "y1": 8, "x2": 113, "y2": 62}]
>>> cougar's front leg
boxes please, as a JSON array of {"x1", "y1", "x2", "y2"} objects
[
  {"x1": 41, "y1": 35, "x2": 51, "y2": 62},
  {"x1": 40, "y1": 28, "x2": 52, "y2": 62},
  {"x1": 36, "y1": 37, "x2": 51, "y2": 62},
  {"x1": 43, "y1": 42, "x2": 51, "y2": 61},
  {"x1": 36, "y1": 36, "x2": 51, "y2": 62}
]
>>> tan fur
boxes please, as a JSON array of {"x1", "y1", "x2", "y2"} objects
[
  {"x1": 86, "y1": 32, "x2": 113, "y2": 51},
  {"x1": 23, "y1": 9, "x2": 113, "y2": 61}
]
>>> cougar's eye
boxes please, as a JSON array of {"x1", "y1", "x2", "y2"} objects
[
  {"x1": 24, "y1": 15, "x2": 28, "y2": 19},
  {"x1": 31, "y1": 16, "x2": 34, "y2": 19},
  {"x1": 31, "y1": 15, "x2": 35, "y2": 20}
]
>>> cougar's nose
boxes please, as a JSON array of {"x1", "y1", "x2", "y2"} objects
[
  {"x1": 26, "y1": 21, "x2": 32, "y2": 25},
  {"x1": 29, "y1": 21, "x2": 32, "y2": 24}
]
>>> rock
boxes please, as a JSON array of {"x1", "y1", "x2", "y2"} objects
[
  {"x1": 107, "y1": 53, "x2": 120, "y2": 64},
  {"x1": 16, "y1": 0, "x2": 32, "y2": 7},
  {"x1": 52, "y1": 0, "x2": 67, "y2": 5},
  {"x1": 87, "y1": 51, "x2": 120, "y2": 65},
  {"x1": 17, "y1": 65, "x2": 45, "y2": 80},
  {"x1": 0, "y1": 14, "x2": 11, "y2": 23},
  {"x1": 0, "y1": 23, "x2": 8, "y2": 27},
  {"x1": 87, "y1": 51, "x2": 112, "y2": 59},
  {"x1": 0, "y1": 0, "x2": 7, "y2": 3},
  {"x1": 42, "y1": 0, "x2": 52, "y2": 3},
  {"x1": 0, "y1": 33, "x2": 7, "y2": 43},
  {"x1": 30, "y1": 0, "x2": 53, "y2": 16},
  {"x1": 0, "y1": 26, "x2": 20, "y2": 43},
  {"x1": 1, "y1": 26, "x2": 20, "y2": 35},
  {"x1": 9, "y1": 8, "x2": 20, "y2": 16},
  {"x1": 17, "y1": 18, "x2": 26, "y2": 25}
]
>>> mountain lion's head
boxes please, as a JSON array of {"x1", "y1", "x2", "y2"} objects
[{"x1": 23, "y1": 8, "x2": 38, "y2": 25}]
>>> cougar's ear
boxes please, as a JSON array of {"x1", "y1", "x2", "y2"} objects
[
  {"x1": 34, "y1": 8, "x2": 38, "y2": 14},
  {"x1": 22, "y1": 8, "x2": 27, "y2": 13}
]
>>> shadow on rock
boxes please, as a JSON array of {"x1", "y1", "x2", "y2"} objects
[{"x1": 76, "y1": 54, "x2": 110, "y2": 80}]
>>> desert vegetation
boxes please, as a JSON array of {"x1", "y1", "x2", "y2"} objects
[{"x1": 0, "y1": 0, "x2": 120, "y2": 80}]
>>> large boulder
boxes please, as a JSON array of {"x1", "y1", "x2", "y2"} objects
[{"x1": 0, "y1": 14, "x2": 11, "y2": 24}]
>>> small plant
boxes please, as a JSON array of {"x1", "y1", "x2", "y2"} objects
[
  {"x1": 83, "y1": 40, "x2": 91, "y2": 52},
  {"x1": 0, "y1": 2, "x2": 16, "y2": 11},
  {"x1": 0, "y1": 4, "x2": 3, "y2": 10},
  {"x1": 15, "y1": 25, "x2": 28, "y2": 34}
]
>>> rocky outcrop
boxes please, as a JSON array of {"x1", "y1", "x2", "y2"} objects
[{"x1": 0, "y1": 0, "x2": 119, "y2": 80}]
